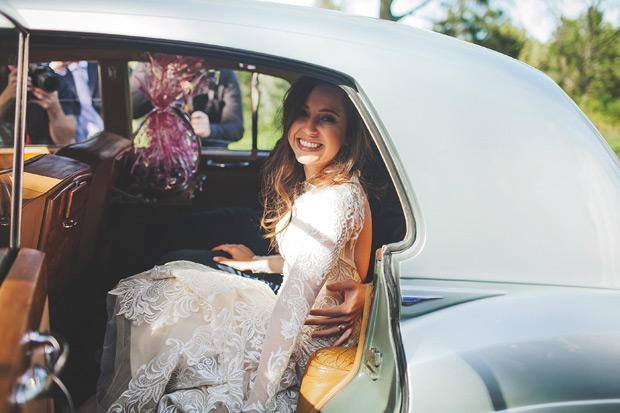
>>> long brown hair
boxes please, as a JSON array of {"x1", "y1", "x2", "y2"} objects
[{"x1": 261, "y1": 76, "x2": 370, "y2": 239}]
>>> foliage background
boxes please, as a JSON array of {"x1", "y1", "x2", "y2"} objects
[
  {"x1": 319, "y1": 0, "x2": 620, "y2": 158},
  {"x1": 229, "y1": 72, "x2": 289, "y2": 151}
]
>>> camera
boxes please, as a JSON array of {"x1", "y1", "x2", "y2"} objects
[{"x1": 28, "y1": 64, "x2": 60, "y2": 93}]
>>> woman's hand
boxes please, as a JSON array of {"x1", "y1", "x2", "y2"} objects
[
  {"x1": 213, "y1": 244, "x2": 257, "y2": 271},
  {"x1": 213, "y1": 244, "x2": 284, "y2": 274},
  {"x1": 305, "y1": 279, "x2": 367, "y2": 346}
]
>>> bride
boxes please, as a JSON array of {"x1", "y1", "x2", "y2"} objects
[{"x1": 97, "y1": 76, "x2": 372, "y2": 412}]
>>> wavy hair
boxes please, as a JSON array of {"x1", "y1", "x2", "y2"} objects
[{"x1": 261, "y1": 76, "x2": 370, "y2": 240}]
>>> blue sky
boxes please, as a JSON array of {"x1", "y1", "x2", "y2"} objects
[{"x1": 257, "y1": 0, "x2": 620, "y2": 42}]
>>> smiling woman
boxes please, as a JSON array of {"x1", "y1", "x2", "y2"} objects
[{"x1": 97, "y1": 76, "x2": 373, "y2": 412}]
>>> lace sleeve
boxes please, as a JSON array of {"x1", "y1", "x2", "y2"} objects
[{"x1": 243, "y1": 183, "x2": 365, "y2": 412}]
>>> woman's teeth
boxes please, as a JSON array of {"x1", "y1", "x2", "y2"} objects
[{"x1": 299, "y1": 139, "x2": 321, "y2": 149}]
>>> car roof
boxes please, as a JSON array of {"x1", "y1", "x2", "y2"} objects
[{"x1": 4, "y1": 0, "x2": 620, "y2": 289}]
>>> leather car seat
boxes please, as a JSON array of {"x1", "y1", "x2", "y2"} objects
[
  {"x1": 297, "y1": 284, "x2": 374, "y2": 413},
  {"x1": 55, "y1": 131, "x2": 131, "y2": 273}
]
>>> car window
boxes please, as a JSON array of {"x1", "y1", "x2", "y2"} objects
[
  {"x1": 0, "y1": 58, "x2": 103, "y2": 150},
  {"x1": 231, "y1": 71, "x2": 289, "y2": 151},
  {"x1": 129, "y1": 59, "x2": 288, "y2": 152}
]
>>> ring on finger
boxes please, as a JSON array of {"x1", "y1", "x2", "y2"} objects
[{"x1": 338, "y1": 324, "x2": 345, "y2": 333}]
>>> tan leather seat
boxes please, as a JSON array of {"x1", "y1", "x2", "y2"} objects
[
  {"x1": 297, "y1": 285, "x2": 374, "y2": 413},
  {"x1": 55, "y1": 131, "x2": 131, "y2": 272},
  {"x1": 0, "y1": 154, "x2": 92, "y2": 302}
]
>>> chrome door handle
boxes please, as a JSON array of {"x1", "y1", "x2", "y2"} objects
[
  {"x1": 23, "y1": 331, "x2": 68, "y2": 375},
  {"x1": 206, "y1": 159, "x2": 250, "y2": 168},
  {"x1": 12, "y1": 366, "x2": 75, "y2": 411},
  {"x1": 11, "y1": 331, "x2": 74, "y2": 410},
  {"x1": 11, "y1": 364, "x2": 53, "y2": 405},
  {"x1": 62, "y1": 218, "x2": 78, "y2": 229}
]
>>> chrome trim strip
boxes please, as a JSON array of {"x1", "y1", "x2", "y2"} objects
[
  {"x1": 382, "y1": 252, "x2": 409, "y2": 412},
  {"x1": 342, "y1": 85, "x2": 417, "y2": 412},
  {"x1": 401, "y1": 295, "x2": 443, "y2": 307},
  {"x1": 497, "y1": 399, "x2": 620, "y2": 412},
  {"x1": 205, "y1": 159, "x2": 250, "y2": 168},
  {"x1": 10, "y1": 30, "x2": 28, "y2": 249},
  {"x1": 341, "y1": 84, "x2": 417, "y2": 251}
]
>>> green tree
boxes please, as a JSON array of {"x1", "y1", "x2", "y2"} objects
[
  {"x1": 544, "y1": 5, "x2": 615, "y2": 98},
  {"x1": 379, "y1": 0, "x2": 434, "y2": 21},
  {"x1": 315, "y1": 0, "x2": 343, "y2": 11},
  {"x1": 538, "y1": 3, "x2": 620, "y2": 155},
  {"x1": 432, "y1": 0, "x2": 526, "y2": 58},
  {"x1": 538, "y1": 4, "x2": 620, "y2": 111}
]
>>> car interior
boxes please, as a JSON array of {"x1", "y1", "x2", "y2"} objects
[{"x1": 0, "y1": 28, "x2": 406, "y2": 411}]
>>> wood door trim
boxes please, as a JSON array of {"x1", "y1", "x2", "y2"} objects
[{"x1": 0, "y1": 248, "x2": 47, "y2": 412}]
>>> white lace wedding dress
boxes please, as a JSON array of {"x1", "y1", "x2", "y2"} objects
[{"x1": 97, "y1": 178, "x2": 367, "y2": 412}]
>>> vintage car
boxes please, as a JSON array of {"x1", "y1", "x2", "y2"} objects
[{"x1": 1, "y1": 0, "x2": 620, "y2": 412}]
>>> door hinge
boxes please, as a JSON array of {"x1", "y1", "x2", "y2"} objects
[{"x1": 363, "y1": 346, "x2": 382, "y2": 380}]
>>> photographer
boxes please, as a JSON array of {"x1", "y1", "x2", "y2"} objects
[{"x1": 0, "y1": 64, "x2": 77, "y2": 145}]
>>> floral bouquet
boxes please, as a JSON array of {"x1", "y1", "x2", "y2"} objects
[{"x1": 130, "y1": 53, "x2": 210, "y2": 193}]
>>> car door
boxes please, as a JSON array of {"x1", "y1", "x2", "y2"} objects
[{"x1": 0, "y1": 9, "x2": 71, "y2": 412}]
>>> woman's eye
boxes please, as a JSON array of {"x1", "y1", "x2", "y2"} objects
[{"x1": 320, "y1": 115, "x2": 336, "y2": 123}]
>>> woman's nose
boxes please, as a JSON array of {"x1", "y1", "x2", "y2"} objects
[{"x1": 303, "y1": 117, "x2": 318, "y2": 135}]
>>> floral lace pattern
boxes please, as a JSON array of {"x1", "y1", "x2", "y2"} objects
[{"x1": 97, "y1": 178, "x2": 367, "y2": 412}]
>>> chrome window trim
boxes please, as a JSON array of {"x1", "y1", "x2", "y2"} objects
[
  {"x1": 10, "y1": 31, "x2": 28, "y2": 249},
  {"x1": 342, "y1": 84, "x2": 418, "y2": 412},
  {"x1": 0, "y1": 11, "x2": 29, "y2": 250}
]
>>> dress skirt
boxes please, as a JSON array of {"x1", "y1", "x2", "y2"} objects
[{"x1": 97, "y1": 261, "x2": 281, "y2": 412}]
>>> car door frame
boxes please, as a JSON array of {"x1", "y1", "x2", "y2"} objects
[{"x1": 0, "y1": 8, "x2": 60, "y2": 411}]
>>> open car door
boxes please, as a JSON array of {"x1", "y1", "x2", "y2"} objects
[{"x1": 0, "y1": 9, "x2": 71, "y2": 412}]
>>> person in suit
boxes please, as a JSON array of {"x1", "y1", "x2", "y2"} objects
[{"x1": 52, "y1": 61, "x2": 103, "y2": 142}]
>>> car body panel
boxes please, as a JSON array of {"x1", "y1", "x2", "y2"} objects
[
  {"x1": 1, "y1": 1, "x2": 619, "y2": 411},
  {"x1": 9, "y1": 0, "x2": 620, "y2": 289},
  {"x1": 400, "y1": 279, "x2": 620, "y2": 411}
]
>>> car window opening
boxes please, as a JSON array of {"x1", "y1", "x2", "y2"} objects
[{"x1": 0, "y1": 34, "x2": 407, "y2": 410}]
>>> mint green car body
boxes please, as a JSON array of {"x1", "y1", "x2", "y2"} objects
[{"x1": 2, "y1": 0, "x2": 620, "y2": 411}]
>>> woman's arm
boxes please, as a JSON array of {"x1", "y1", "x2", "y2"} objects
[
  {"x1": 212, "y1": 243, "x2": 284, "y2": 274},
  {"x1": 244, "y1": 184, "x2": 366, "y2": 412}
]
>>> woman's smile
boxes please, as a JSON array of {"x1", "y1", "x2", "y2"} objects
[
  {"x1": 288, "y1": 84, "x2": 347, "y2": 179},
  {"x1": 296, "y1": 137, "x2": 323, "y2": 151}
]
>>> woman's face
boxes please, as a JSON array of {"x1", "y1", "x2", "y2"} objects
[{"x1": 287, "y1": 84, "x2": 347, "y2": 179}]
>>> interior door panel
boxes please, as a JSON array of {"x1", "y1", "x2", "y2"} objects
[{"x1": 0, "y1": 248, "x2": 51, "y2": 412}]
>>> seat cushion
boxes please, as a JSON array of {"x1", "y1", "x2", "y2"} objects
[{"x1": 297, "y1": 346, "x2": 356, "y2": 413}]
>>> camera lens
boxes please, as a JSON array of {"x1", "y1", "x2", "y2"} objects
[
  {"x1": 29, "y1": 65, "x2": 60, "y2": 93},
  {"x1": 36, "y1": 74, "x2": 60, "y2": 93}
]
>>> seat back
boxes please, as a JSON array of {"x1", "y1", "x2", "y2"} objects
[
  {"x1": 0, "y1": 154, "x2": 92, "y2": 303},
  {"x1": 297, "y1": 284, "x2": 375, "y2": 413},
  {"x1": 55, "y1": 131, "x2": 131, "y2": 272}
]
